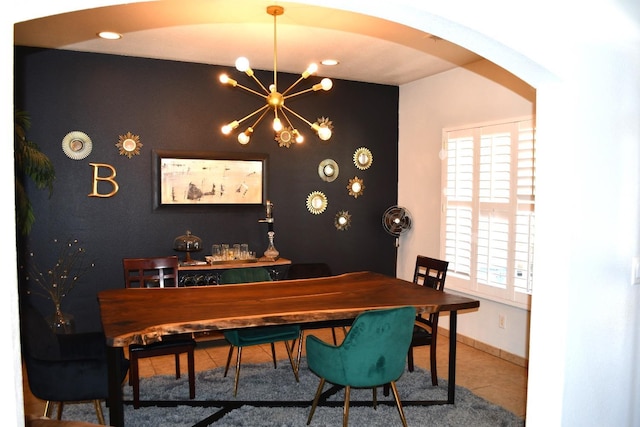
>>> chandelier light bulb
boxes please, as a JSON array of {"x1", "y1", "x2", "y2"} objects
[
  {"x1": 238, "y1": 132, "x2": 251, "y2": 145},
  {"x1": 273, "y1": 117, "x2": 283, "y2": 132},
  {"x1": 292, "y1": 130, "x2": 304, "y2": 143},
  {"x1": 320, "y1": 78, "x2": 333, "y2": 91},
  {"x1": 302, "y1": 63, "x2": 318, "y2": 78},
  {"x1": 235, "y1": 57, "x2": 250, "y2": 72},
  {"x1": 219, "y1": 74, "x2": 238, "y2": 86},
  {"x1": 318, "y1": 125, "x2": 332, "y2": 141},
  {"x1": 222, "y1": 121, "x2": 239, "y2": 135}
]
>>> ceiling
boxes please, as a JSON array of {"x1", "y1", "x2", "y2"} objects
[{"x1": 14, "y1": 0, "x2": 483, "y2": 86}]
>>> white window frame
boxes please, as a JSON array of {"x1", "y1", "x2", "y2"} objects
[{"x1": 440, "y1": 117, "x2": 535, "y2": 310}]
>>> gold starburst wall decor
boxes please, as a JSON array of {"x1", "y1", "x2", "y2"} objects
[
  {"x1": 334, "y1": 210, "x2": 352, "y2": 231},
  {"x1": 116, "y1": 132, "x2": 142, "y2": 159},
  {"x1": 347, "y1": 176, "x2": 365, "y2": 198}
]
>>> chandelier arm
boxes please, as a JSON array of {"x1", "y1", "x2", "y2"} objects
[
  {"x1": 248, "y1": 108, "x2": 271, "y2": 130},
  {"x1": 281, "y1": 105, "x2": 314, "y2": 128},
  {"x1": 281, "y1": 76, "x2": 308, "y2": 97},
  {"x1": 232, "y1": 82, "x2": 269, "y2": 99},
  {"x1": 283, "y1": 86, "x2": 318, "y2": 100},
  {"x1": 247, "y1": 73, "x2": 270, "y2": 95},
  {"x1": 278, "y1": 108, "x2": 296, "y2": 130},
  {"x1": 233, "y1": 104, "x2": 271, "y2": 128}
]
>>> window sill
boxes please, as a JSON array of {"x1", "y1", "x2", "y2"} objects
[{"x1": 445, "y1": 285, "x2": 531, "y2": 311}]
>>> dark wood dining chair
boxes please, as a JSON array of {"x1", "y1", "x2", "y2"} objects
[
  {"x1": 408, "y1": 255, "x2": 449, "y2": 385},
  {"x1": 122, "y1": 256, "x2": 196, "y2": 408}
]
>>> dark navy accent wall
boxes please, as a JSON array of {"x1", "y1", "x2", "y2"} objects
[{"x1": 15, "y1": 47, "x2": 399, "y2": 331}]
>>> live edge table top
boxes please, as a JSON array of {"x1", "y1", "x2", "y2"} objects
[{"x1": 97, "y1": 271, "x2": 480, "y2": 348}]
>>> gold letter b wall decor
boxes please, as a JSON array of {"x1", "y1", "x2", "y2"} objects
[{"x1": 88, "y1": 163, "x2": 119, "y2": 198}]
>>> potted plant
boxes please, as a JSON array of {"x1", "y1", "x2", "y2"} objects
[{"x1": 14, "y1": 109, "x2": 55, "y2": 235}]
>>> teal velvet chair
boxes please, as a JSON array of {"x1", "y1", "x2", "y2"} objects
[
  {"x1": 219, "y1": 267, "x2": 301, "y2": 396},
  {"x1": 306, "y1": 306, "x2": 416, "y2": 427}
]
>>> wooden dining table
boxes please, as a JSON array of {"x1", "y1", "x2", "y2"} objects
[{"x1": 98, "y1": 271, "x2": 480, "y2": 426}]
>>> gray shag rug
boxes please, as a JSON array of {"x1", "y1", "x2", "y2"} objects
[{"x1": 60, "y1": 359, "x2": 524, "y2": 426}]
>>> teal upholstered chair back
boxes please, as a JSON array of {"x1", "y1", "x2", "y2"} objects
[
  {"x1": 306, "y1": 306, "x2": 416, "y2": 388},
  {"x1": 219, "y1": 267, "x2": 272, "y2": 284}
]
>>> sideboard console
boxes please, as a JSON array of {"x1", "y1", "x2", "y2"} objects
[{"x1": 178, "y1": 258, "x2": 292, "y2": 285}]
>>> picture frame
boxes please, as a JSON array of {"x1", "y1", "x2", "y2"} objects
[{"x1": 153, "y1": 150, "x2": 268, "y2": 207}]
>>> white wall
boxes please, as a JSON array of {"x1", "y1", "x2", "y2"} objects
[
  {"x1": 5, "y1": 1, "x2": 640, "y2": 426},
  {"x1": 397, "y1": 60, "x2": 535, "y2": 359}
]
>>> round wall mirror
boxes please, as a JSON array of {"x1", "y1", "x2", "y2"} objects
[
  {"x1": 306, "y1": 191, "x2": 328, "y2": 214},
  {"x1": 116, "y1": 131, "x2": 142, "y2": 159},
  {"x1": 318, "y1": 159, "x2": 339, "y2": 182},
  {"x1": 347, "y1": 177, "x2": 365, "y2": 198},
  {"x1": 353, "y1": 147, "x2": 373, "y2": 170},
  {"x1": 334, "y1": 210, "x2": 352, "y2": 231}
]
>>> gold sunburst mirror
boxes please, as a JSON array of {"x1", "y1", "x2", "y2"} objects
[
  {"x1": 116, "y1": 132, "x2": 142, "y2": 159},
  {"x1": 347, "y1": 176, "x2": 365, "y2": 198},
  {"x1": 353, "y1": 147, "x2": 373, "y2": 170},
  {"x1": 306, "y1": 191, "x2": 328, "y2": 215},
  {"x1": 335, "y1": 210, "x2": 352, "y2": 231},
  {"x1": 275, "y1": 127, "x2": 294, "y2": 148}
]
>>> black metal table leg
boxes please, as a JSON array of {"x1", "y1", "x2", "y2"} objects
[
  {"x1": 448, "y1": 311, "x2": 457, "y2": 403},
  {"x1": 107, "y1": 346, "x2": 124, "y2": 427}
]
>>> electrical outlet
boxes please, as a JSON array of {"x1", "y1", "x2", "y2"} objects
[{"x1": 498, "y1": 314, "x2": 506, "y2": 329}]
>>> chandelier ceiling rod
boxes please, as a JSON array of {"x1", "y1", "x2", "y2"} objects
[{"x1": 219, "y1": 5, "x2": 334, "y2": 147}]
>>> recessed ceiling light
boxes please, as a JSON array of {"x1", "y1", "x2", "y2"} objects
[
  {"x1": 98, "y1": 31, "x2": 122, "y2": 40},
  {"x1": 321, "y1": 59, "x2": 339, "y2": 66}
]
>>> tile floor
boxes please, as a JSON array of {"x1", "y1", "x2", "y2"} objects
[{"x1": 23, "y1": 328, "x2": 527, "y2": 422}]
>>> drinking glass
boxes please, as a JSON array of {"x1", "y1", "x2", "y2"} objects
[{"x1": 211, "y1": 244, "x2": 221, "y2": 261}]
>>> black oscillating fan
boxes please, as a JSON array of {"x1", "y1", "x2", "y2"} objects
[
  {"x1": 382, "y1": 205, "x2": 412, "y2": 247},
  {"x1": 382, "y1": 205, "x2": 412, "y2": 274}
]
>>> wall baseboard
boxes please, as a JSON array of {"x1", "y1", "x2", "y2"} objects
[{"x1": 439, "y1": 328, "x2": 529, "y2": 368}]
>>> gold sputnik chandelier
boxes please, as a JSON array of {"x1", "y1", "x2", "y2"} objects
[{"x1": 219, "y1": 5, "x2": 334, "y2": 147}]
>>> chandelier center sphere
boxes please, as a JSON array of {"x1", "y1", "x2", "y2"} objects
[{"x1": 267, "y1": 91, "x2": 284, "y2": 108}]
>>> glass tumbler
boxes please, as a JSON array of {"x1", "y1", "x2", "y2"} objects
[{"x1": 211, "y1": 244, "x2": 221, "y2": 261}]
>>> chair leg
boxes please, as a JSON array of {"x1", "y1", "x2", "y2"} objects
[
  {"x1": 283, "y1": 339, "x2": 300, "y2": 382},
  {"x1": 331, "y1": 328, "x2": 338, "y2": 345},
  {"x1": 56, "y1": 402, "x2": 63, "y2": 420},
  {"x1": 343, "y1": 385, "x2": 351, "y2": 427},
  {"x1": 270, "y1": 342, "x2": 277, "y2": 369},
  {"x1": 296, "y1": 330, "x2": 305, "y2": 369},
  {"x1": 43, "y1": 401, "x2": 53, "y2": 418},
  {"x1": 383, "y1": 383, "x2": 390, "y2": 397},
  {"x1": 307, "y1": 378, "x2": 325, "y2": 425},
  {"x1": 188, "y1": 348, "x2": 196, "y2": 399},
  {"x1": 372, "y1": 387, "x2": 377, "y2": 409},
  {"x1": 174, "y1": 353, "x2": 181, "y2": 379},
  {"x1": 407, "y1": 345, "x2": 415, "y2": 372},
  {"x1": 223, "y1": 345, "x2": 234, "y2": 377},
  {"x1": 233, "y1": 346, "x2": 243, "y2": 397},
  {"x1": 389, "y1": 381, "x2": 408, "y2": 427},
  {"x1": 129, "y1": 353, "x2": 141, "y2": 409},
  {"x1": 430, "y1": 340, "x2": 438, "y2": 386},
  {"x1": 93, "y1": 400, "x2": 105, "y2": 425}
]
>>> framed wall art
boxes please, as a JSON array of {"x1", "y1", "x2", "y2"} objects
[{"x1": 153, "y1": 150, "x2": 268, "y2": 207}]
